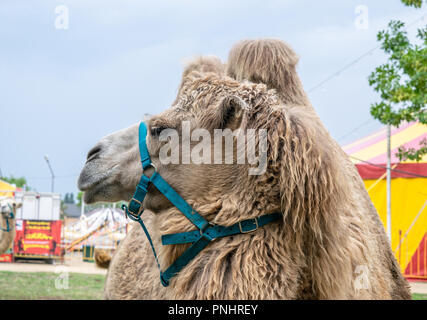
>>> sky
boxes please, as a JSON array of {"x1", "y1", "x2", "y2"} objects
[{"x1": 0, "y1": 0, "x2": 426, "y2": 197}]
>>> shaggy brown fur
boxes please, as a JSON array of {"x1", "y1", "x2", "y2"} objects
[
  {"x1": 94, "y1": 249, "x2": 112, "y2": 269},
  {"x1": 226, "y1": 39, "x2": 410, "y2": 299},
  {"x1": 227, "y1": 39, "x2": 310, "y2": 107},
  {"x1": 105, "y1": 214, "x2": 167, "y2": 299},
  {"x1": 173, "y1": 56, "x2": 225, "y2": 105},
  {"x1": 0, "y1": 215, "x2": 14, "y2": 256},
  {"x1": 103, "y1": 40, "x2": 411, "y2": 299}
]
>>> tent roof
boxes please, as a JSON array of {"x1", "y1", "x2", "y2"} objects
[
  {"x1": 0, "y1": 179, "x2": 16, "y2": 197},
  {"x1": 343, "y1": 122, "x2": 427, "y2": 179}
]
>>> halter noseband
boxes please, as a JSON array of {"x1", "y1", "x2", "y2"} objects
[{"x1": 122, "y1": 122, "x2": 280, "y2": 287}]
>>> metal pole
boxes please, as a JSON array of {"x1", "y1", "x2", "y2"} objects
[
  {"x1": 81, "y1": 193, "x2": 85, "y2": 217},
  {"x1": 386, "y1": 124, "x2": 392, "y2": 241},
  {"x1": 44, "y1": 155, "x2": 55, "y2": 193},
  {"x1": 398, "y1": 230, "x2": 402, "y2": 266}
]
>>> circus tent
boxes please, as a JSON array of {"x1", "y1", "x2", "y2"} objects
[
  {"x1": 343, "y1": 121, "x2": 427, "y2": 280},
  {"x1": 0, "y1": 179, "x2": 17, "y2": 197}
]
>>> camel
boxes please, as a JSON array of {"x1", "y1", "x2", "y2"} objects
[
  {"x1": 94, "y1": 248, "x2": 112, "y2": 269},
  {"x1": 0, "y1": 197, "x2": 21, "y2": 256},
  {"x1": 78, "y1": 39, "x2": 411, "y2": 299}
]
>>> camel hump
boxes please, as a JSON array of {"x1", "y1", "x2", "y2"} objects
[
  {"x1": 181, "y1": 55, "x2": 225, "y2": 78},
  {"x1": 173, "y1": 56, "x2": 225, "y2": 106},
  {"x1": 94, "y1": 249, "x2": 111, "y2": 269},
  {"x1": 227, "y1": 39, "x2": 310, "y2": 107}
]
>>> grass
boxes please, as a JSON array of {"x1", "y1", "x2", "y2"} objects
[
  {"x1": 412, "y1": 293, "x2": 427, "y2": 300},
  {"x1": 0, "y1": 270, "x2": 426, "y2": 300},
  {"x1": 0, "y1": 271, "x2": 105, "y2": 300}
]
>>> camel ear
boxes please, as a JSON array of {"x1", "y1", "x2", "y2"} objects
[{"x1": 215, "y1": 95, "x2": 246, "y2": 130}]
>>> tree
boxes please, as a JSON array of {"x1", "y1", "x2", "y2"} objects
[
  {"x1": 0, "y1": 175, "x2": 31, "y2": 190},
  {"x1": 368, "y1": 0, "x2": 427, "y2": 161},
  {"x1": 63, "y1": 192, "x2": 75, "y2": 204},
  {"x1": 401, "y1": 0, "x2": 423, "y2": 8},
  {"x1": 77, "y1": 191, "x2": 83, "y2": 207}
]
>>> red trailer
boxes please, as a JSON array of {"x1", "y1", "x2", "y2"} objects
[
  {"x1": 12, "y1": 192, "x2": 62, "y2": 263},
  {"x1": 13, "y1": 220, "x2": 62, "y2": 262}
]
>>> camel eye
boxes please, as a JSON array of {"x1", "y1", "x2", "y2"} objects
[{"x1": 150, "y1": 126, "x2": 167, "y2": 137}]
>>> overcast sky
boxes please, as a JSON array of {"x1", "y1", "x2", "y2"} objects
[{"x1": 0, "y1": 0, "x2": 425, "y2": 197}]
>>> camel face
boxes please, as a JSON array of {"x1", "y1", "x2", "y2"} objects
[
  {"x1": 78, "y1": 123, "x2": 143, "y2": 204},
  {"x1": 0, "y1": 198, "x2": 21, "y2": 218}
]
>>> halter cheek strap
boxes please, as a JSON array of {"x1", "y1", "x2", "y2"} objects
[{"x1": 122, "y1": 122, "x2": 281, "y2": 287}]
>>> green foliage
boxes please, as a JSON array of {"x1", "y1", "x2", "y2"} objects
[
  {"x1": 368, "y1": 2, "x2": 427, "y2": 161},
  {"x1": 396, "y1": 138, "x2": 427, "y2": 161},
  {"x1": 369, "y1": 21, "x2": 427, "y2": 127},
  {"x1": 63, "y1": 192, "x2": 75, "y2": 204},
  {"x1": 0, "y1": 175, "x2": 30, "y2": 190},
  {"x1": 77, "y1": 191, "x2": 83, "y2": 206},
  {"x1": 401, "y1": 0, "x2": 424, "y2": 8}
]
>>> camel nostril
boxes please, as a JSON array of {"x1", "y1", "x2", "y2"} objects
[{"x1": 86, "y1": 145, "x2": 102, "y2": 162}]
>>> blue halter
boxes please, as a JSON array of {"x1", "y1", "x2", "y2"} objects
[{"x1": 122, "y1": 122, "x2": 281, "y2": 287}]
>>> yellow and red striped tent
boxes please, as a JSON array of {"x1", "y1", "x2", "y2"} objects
[
  {"x1": 343, "y1": 121, "x2": 427, "y2": 280},
  {"x1": 0, "y1": 179, "x2": 16, "y2": 198}
]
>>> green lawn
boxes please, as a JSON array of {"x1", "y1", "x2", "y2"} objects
[
  {"x1": 0, "y1": 270, "x2": 425, "y2": 300},
  {"x1": 0, "y1": 271, "x2": 105, "y2": 300},
  {"x1": 412, "y1": 293, "x2": 427, "y2": 300}
]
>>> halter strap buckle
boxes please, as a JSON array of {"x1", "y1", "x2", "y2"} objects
[
  {"x1": 127, "y1": 197, "x2": 144, "y2": 219},
  {"x1": 239, "y1": 218, "x2": 259, "y2": 234}
]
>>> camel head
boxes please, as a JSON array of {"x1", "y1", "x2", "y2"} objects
[
  {"x1": 0, "y1": 197, "x2": 21, "y2": 219},
  {"x1": 78, "y1": 56, "x2": 228, "y2": 206},
  {"x1": 78, "y1": 51, "x2": 337, "y2": 233}
]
